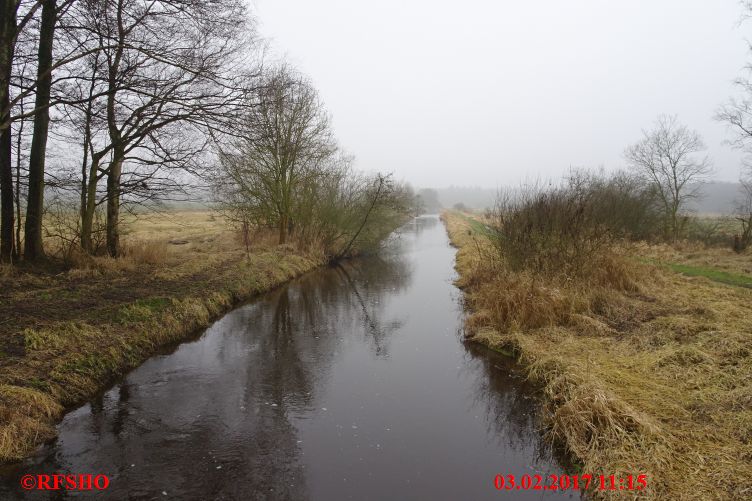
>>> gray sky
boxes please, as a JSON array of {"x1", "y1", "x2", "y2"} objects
[{"x1": 255, "y1": 0, "x2": 749, "y2": 188}]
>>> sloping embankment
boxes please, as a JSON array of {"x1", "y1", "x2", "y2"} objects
[
  {"x1": 443, "y1": 211, "x2": 752, "y2": 500},
  {"x1": 0, "y1": 248, "x2": 323, "y2": 463}
]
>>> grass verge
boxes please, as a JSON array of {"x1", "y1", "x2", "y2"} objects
[
  {"x1": 0, "y1": 211, "x2": 324, "y2": 463},
  {"x1": 443, "y1": 211, "x2": 752, "y2": 500},
  {"x1": 664, "y1": 262, "x2": 752, "y2": 289}
]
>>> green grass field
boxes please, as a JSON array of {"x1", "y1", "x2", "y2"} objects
[{"x1": 666, "y1": 262, "x2": 752, "y2": 288}]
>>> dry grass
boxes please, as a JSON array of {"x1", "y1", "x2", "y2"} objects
[
  {"x1": 635, "y1": 240, "x2": 752, "y2": 277},
  {"x1": 444, "y1": 211, "x2": 752, "y2": 500},
  {"x1": 121, "y1": 240, "x2": 170, "y2": 265},
  {"x1": 0, "y1": 209, "x2": 325, "y2": 463}
]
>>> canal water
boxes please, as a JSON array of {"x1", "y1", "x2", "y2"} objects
[{"x1": 1, "y1": 215, "x2": 574, "y2": 500}]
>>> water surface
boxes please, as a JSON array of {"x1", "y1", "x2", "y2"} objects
[{"x1": 1, "y1": 216, "x2": 574, "y2": 500}]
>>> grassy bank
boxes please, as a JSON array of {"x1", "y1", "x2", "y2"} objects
[
  {"x1": 0, "y1": 210, "x2": 325, "y2": 463},
  {"x1": 443, "y1": 211, "x2": 752, "y2": 500},
  {"x1": 633, "y1": 242, "x2": 752, "y2": 289}
]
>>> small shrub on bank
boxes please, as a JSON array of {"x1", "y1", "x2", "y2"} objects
[{"x1": 488, "y1": 171, "x2": 659, "y2": 280}]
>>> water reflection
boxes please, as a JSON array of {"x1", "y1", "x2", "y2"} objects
[
  {"x1": 0, "y1": 215, "x2": 574, "y2": 500},
  {"x1": 463, "y1": 342, "x2": 557, "y2": 463}
]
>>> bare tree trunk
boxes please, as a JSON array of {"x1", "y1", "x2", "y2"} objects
[
  {"x1": 278, "y1": 183, "x2": 289, "y2": 245},
  {"x1": 79, "y1": 148, "x2": 88, "y2": 245},
  {"x1": 278, "y1": 213, "x2": 288, "y2": 244},
  {"x1": 80, "y1": 154, "x2": 101, "y2": 253},
  {"x1": 78, "y1": 52, "x2": 100, "y2": 253},
  {"x1": 103, "y1": 3, "x2": 124, "y2": 259},
  {"x1": 13, "y1": 90, "x2": 26, "y2": 258},
  {"x1": 106, "y1": 154, "x2": 122, "y2": 257},
  {"x1": 0, "y1": 0, "x2": 16, "y2": 262},
  {"x1": 24, "y1": 0, "x2": 57, "y2": 261},
  {"x1": 15, "y1": 114, "x2": 22, "y2": 258},
  {"x1": 0, "y1": 125, "x2": 12, "y2": 262},
  {"x1": 670, "y1": 201, "x2": 680, "y2": 242},
  {"x1": 241, "y1": 218, "x2": 250, "y2": 257}
]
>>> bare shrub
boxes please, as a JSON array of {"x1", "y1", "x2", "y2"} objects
[
  {"x1": 567, "y1": 169, "x2": 662, "y2": 241},
  {"x1": 42, "y1": 199, "x2": 81, "y2": 263},
  {"x1": 490, "y1": 184, "x2": 610, "y2": 278},
  {"x1": 489, "y1": 171, "x2": 661, "y2": 281}
]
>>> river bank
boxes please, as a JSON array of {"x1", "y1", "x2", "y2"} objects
[
  {"x1": 0, "y1": 211, "x2": 325, "y2": 463},
  {"x1": 1, "y1": 215, "x2": 568, "y2": 500},
  {"x1": 443, "y1": 211, "x2": 752, "y2": 500}
]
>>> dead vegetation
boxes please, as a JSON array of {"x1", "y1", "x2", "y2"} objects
[
  {"x1": 444, "y1": 211, "x2": 752, "y2": 500},
  {"x1": 0, "y1": 209, "x2": 325, "y2": 462}
]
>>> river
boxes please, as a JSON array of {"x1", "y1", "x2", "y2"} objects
[{"x1": 1, "y1": 215, "x2": 574, "y2": 500}]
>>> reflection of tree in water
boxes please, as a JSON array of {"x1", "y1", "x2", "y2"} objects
[
  {"x1": 1, "y1": 247, "x2": 414, "y2": 501},
  {"x1": 333, "y1": 257, "x2": 410, "y2": 357},
  {"x1": 241, "y1": 248, "x2": 413, "y2": 400},
  {"x1": 204, "y1": 245, "x2": 414, "y2": 496},
  {"x1": 462, "y1": 342, "x2": 563, "y2": 468}
]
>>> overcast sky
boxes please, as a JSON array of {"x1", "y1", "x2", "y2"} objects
[{"x1": 254, "y1": 0, "x2": 750, "y2": 189}]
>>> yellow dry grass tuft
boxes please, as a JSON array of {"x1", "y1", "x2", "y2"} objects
[
  {"x1": 122, "y1": 240, "x2": 170, "y2": 265},
  {"x1": 0, "y1": 385, "x2": 62, "y2": 461}
]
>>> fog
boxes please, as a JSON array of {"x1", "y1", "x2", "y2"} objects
[{"x1": 255, "y1": 0, "x2": 749, "y2": 188}]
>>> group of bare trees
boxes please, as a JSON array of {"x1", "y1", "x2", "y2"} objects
[
  {"x1": 1, "y1": 1, "x2": 414, "y2": 265},
  {"x1": 488, "y1": 115, "x2": 713, "y2": 271},
  {"x1": 1, "y1": 0, "x2": 257, "y2": 263},
  {"x1": 214, "y1": 66, "x2": 415, "y2": 260}
]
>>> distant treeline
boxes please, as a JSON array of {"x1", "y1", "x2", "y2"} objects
[{"x1": 427, "y1": 181, "x2": 745, "y2": 215}]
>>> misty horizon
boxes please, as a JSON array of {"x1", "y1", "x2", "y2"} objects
[{"x1": 256, "y1": 0, "x2": 750, "y2": 188}]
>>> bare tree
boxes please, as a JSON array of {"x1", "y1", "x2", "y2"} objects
[
  {"x1": 61, "y1": 0, "x2": 254, "y2": 256},
  {"x1": 221, "y1": 67, "x2": 334, "y2": 245},
  {"x1": 0, "y1": 0, "x2": 18, "y2": 261},
  {"x1": 718, "y1": 89, "x2": 752, "y2": 251},
  {"x1": 625, "y1": 115, "x2": 711, "y2": 240}
]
